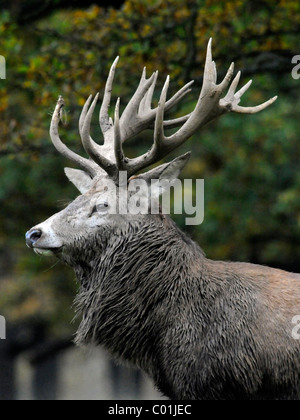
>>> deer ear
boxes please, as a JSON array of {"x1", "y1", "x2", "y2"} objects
[
  {"x1": 134, "y1": 152, "x2": 191, "y2": 196},
  {"x1": 64, "y1": 168, "x2": 93, "y2": 194}
]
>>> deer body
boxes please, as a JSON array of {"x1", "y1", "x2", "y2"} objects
[
  {"x1": 59, "y1": 212, "x2": 300, "y2": 400},
  {"x1": 25, "y1": 40, "x2": 300, "y2": 399}
]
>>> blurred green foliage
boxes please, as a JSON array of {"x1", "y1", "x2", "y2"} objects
[{"x1": 0, "y1": 0, "x2": 299, "y2": 339}]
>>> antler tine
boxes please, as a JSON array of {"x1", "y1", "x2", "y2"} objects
[
  {"x1": 138, "y1": 70, "x2": 158, "y2": 115},
  {"x1": 203, "y1": 37, "x2": 215, "y2": 84},
  {"x1": 50, "y1": 96, "x2": 98, "y2": 178},
  {"x1": 153, "y1": 76, "x2": 170, "y2": 154},
  {"x1": 163, "y1": 80, "x2": 194, "y2": 114},
  {"x1": 79, "y1": 94, "x2": 93, "y2": 136},
  {"x1": 79, "y1": 94, "x2": 108, "y2": 151},
  {"x1": 161, "y1": 113, "x2": 191, "y2": 130},
  {"x1": 114, "y1": 97, "x2": 125, "y2": 175},
  {"x1": 81, "y1": 93, "x2": 116, "y2": 178},
  {"x1": 232, "y1": 96, "x2": 278, "y2": 114},
  {"x1": 100, "y1": 56, "x2": 119, "y2": 137},
  {"x1": 119, "y1": 69, "x2": 158, "y2": 141}
]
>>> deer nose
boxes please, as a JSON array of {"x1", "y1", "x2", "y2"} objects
[{"x1": 25, "y1": 229, "x2": 42, "y2": 248}]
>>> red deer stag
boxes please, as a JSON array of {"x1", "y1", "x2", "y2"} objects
[{"x1": 26, "y1": 40, "x2": 300, "y2": 400}]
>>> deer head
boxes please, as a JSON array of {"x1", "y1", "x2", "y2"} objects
[{"x1": 25, "y1": 39, "x2": 276, "y2": 258}]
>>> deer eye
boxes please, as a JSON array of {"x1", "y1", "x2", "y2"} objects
[
  {"x1": 89, "y1": 202, "x2": 109, "y2": 217},
  {"x1": 97, "y1": 202, "x2": 109, "y2": 212}
]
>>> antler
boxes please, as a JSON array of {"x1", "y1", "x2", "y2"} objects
[{"x1": 50, "y1": 39, "x2": 277, "y2": 183}]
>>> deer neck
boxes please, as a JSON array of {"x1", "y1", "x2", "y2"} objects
[{"x1": 71, "y1": 215, "x2": 205, "y2": 363}]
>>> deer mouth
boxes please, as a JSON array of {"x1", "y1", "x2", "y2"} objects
[{"x1": 33, "y1": 246, "x2": 63, "y2": 257}]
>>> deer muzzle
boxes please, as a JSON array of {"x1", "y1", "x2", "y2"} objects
[{"x1": 25, "y1": 227, "x2": 62, "y2": 257}]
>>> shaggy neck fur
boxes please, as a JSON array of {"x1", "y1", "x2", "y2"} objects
[
  {"x1": 60, "y1": 214, "x2": 300, "y2": 400},
  {"x1": 65, "y1": 215, "x2": 205, "y2": 390}
]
